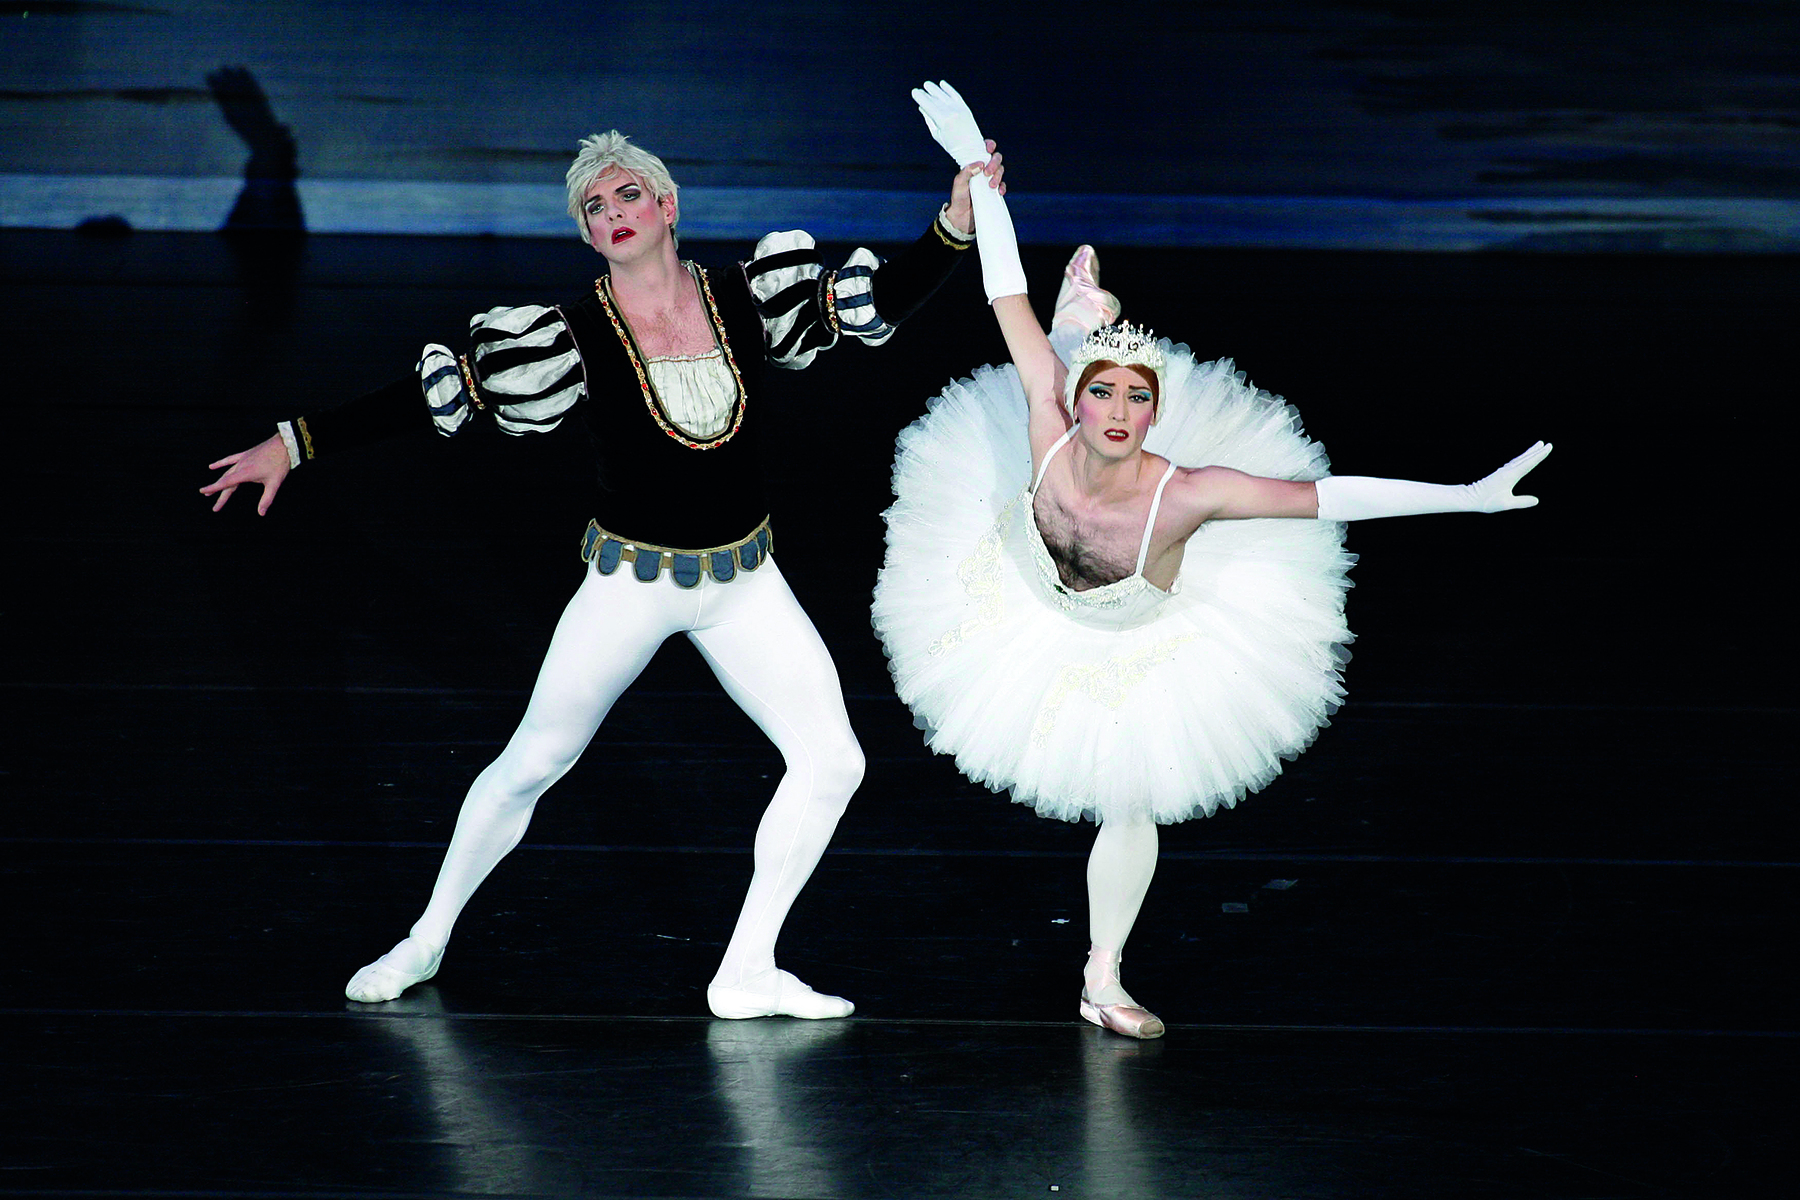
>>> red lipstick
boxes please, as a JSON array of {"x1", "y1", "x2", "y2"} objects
[
  {"x1": 1104, "y1": 430, "x2": 1129, "y2": 442},
  {"x1": 611, "y1": 227, "x2": 634, "y2": 244}
]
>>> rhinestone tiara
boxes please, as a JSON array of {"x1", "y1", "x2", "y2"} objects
[{"x1": 1069, "y1": 321, "x2": 1164, "y2": 373}]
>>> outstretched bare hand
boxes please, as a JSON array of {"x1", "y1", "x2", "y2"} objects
[
  {"x1": 1467, "y1": 441, "x2": 1553, "y2": 511},
  {"x1": 201, "y1": 433, "x2": 291, "y2": 515}
]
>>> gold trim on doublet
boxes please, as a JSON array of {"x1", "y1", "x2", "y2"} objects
[{"x1": 596, "y1": 263, "x2": 748, "y2": 451}]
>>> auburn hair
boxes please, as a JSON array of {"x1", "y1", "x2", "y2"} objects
[{"x1": 1072, "y1": 359, "x2": 1160, "y2": 414}]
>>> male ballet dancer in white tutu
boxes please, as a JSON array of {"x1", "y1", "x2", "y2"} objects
[{"x1": 875, "y1": 83, "x2": 1552, "y2": 1037}]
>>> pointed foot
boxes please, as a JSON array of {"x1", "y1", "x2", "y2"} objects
[{"x1": 1053, "y1": 244, "x2": 1122, "y2": 334}]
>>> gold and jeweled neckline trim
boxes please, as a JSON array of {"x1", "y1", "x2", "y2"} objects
[{"x1": 597, "y1": 263, "x2": 747, "y2": 451}]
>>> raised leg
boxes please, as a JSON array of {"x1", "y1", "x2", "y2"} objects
[
  {"x1": 686, "y1": 562, "x2": 864, "y2": 1019},
  {"x1": 345, "y1": 565, "x2": 673, "y2": 1002},
  {"x1": 1051, "y1": 244, "x2": 1121, "y2": 360}
]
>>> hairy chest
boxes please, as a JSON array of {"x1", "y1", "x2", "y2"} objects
[
  {"x1": 621, "y1": 293, "x2": 717, "y2": 359},
  {"x1": 1032, "y1": 492, "x2": 1147, "y2": 590}
]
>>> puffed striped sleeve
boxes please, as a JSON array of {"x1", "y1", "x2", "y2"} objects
[
  {"x1": 741, "y1": 213, "x2": 970, "y2": 371},
  {"x1": 418, "y1": 304, "x2": 584, "y2": 437},
  {"x1": 743, "y1": 231, "x2": 843, "y2": 370}
]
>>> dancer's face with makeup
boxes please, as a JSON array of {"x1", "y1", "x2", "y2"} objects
[
  {"x1": 1074, "y1": 364, "x2": 1157, "y2": 457},
  {"x1": 582, "y1": 168, "x2": 675, "y2": 264}
]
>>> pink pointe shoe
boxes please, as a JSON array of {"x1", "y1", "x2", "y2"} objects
[
  {"x1": 1080, "y1": 990, "x2": 1167, "y2": 1040},
  {"x1": 1052, "y1": 244, "x2": 1122, "y2": 336},
  {"x1": 1080, "y1": 945, "x2": 1165, "y2": 1039}
]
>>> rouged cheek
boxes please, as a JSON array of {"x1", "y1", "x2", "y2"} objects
[{"x1": 1076, "y1": 397, "x2": 1109, "y2": 425}]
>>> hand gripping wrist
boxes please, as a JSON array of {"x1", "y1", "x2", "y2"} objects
[{"x1": 971, "y1": 183, "x2": 1027, "y2": 301}]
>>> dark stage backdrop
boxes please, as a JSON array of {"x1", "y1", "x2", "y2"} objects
[
  {"x1": 3, "y1": 224, "x2": 1793, "y2": 866},
  {"x1": 2, "y1": 0, "x2": 1793, "y2": 880}
]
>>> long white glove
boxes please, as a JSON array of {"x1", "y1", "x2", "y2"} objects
[
  {"x1": 1315, "y1": 441, "x2": 1552, "y2": 521},
  {"x1": 912, "y1": 80, "x2": 1027, "y2": 302}
]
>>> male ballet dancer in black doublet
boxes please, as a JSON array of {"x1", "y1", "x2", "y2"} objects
[{"x1": 204, "y1": 128, "x2": 991, "y2": 1019}]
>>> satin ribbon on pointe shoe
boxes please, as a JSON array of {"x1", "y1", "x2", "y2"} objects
[{"x1": 1081, "y1": 943, "x2": 1165, "y2": 1038}]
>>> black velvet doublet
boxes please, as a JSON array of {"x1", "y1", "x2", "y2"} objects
[
  {"x1": 555, "y1": 273, "x2": 770, "y2": 549},
  {"x1": 293, "y1": 223, "x2": 964, "y2": 551}
]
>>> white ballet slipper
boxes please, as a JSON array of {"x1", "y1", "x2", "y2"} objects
[
  {"x1": 345, "y1": 937, "x2": 443, "y2": 1003},
  {"x1": 707, "y1": 968, "x2": 855, "y2": 1020}
]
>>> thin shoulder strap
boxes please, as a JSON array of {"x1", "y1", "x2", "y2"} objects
[
  {"x1": 1031, "y1": 425, "x2": 1081, "y2": 494},
  {"x1": 1134, "y1": 462, "x2": 1179, "y2": 574}
]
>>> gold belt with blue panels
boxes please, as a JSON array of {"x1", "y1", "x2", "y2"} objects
[{"x1": 580, "y1": 517, "x2": 772, "y2": 587}]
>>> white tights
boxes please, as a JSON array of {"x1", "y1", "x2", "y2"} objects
[
  {"x1": 1085, "y1": 819, "x2": 1159, "y2": 1006},
  {"x1": 352, "y1": 555, "x2": 863, "y2": 1007},
  {"x1": 1053, "y1": 309, "x2": 1162, "y2": 1008}
]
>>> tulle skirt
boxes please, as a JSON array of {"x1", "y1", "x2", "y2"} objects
[{"x1": 872, "y1": 343, "x2": 1356, "y2": 825}]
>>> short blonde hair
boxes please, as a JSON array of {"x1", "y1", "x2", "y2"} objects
[{"x1": 565, "y1": 131, "x2": 680, "y2": 245}]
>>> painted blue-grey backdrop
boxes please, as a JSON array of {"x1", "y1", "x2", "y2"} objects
[{"x1": 5, "y1": 0, "x2": 1798, "y2": 248}]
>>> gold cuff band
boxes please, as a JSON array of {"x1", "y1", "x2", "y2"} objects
[{"x1": 457, "y1": 354, "x2": 487, "y2": 411}]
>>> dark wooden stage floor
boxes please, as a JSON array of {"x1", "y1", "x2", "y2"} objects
[{"x1": 3, "y1": 228, "x2": 1794, "y2": 1197}]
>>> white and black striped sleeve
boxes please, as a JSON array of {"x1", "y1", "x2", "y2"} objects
[
  {"x1": 743, "y1": 231, "x2": 906, "y2": 371},
  {"x1": 743, "y1": 231, "x2": 836, "y2": 370},
  {"x1": 742, "y1": 215, "x2": 970, "y2": 371},
  {"x1": 418, "y1": 304, "x2": 584, "y2": 436}
]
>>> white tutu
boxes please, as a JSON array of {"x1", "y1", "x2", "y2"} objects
[{"x1": 872, "y1": 342, "x2": 1356, "y2": 825}]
